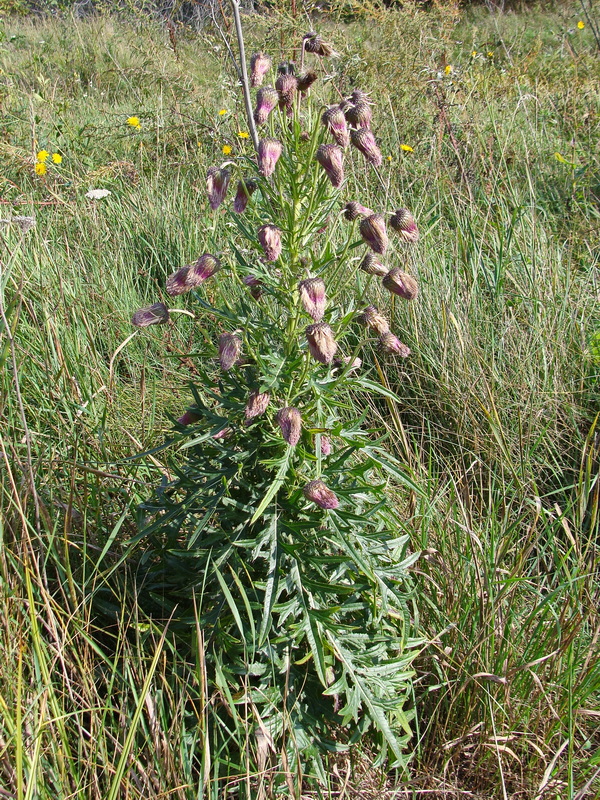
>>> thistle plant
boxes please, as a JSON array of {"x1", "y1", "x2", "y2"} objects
[{"x1": 132, "y1": 23, "x2": 423, "y2": 785}]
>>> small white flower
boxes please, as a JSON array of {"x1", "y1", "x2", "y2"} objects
[{"x1": 85, "y1": 189, "x2": 112, "y2": 200}]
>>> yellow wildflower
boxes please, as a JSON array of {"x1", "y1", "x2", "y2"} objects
[
  {"x1": 577, "y1": 20, "x2": 585, "y2": 30},
  {"x1": 51, "y1": 152, "x2": 62, "y2": 164},
  {"x1": 487, "y1": 51, "x2": 494, "y2": 57},
  {"x1": 387, "y1": 155, "x2": 392, "y2": 162},
  {"x1": 34, "y1": 162, "x2": 47, "y2": 175},
  {"x1": 218, "y1": 109, "x2": 228, "y2": 116},
  {"x1": 222, "y1": 144, "x2": 232, "y2": 155},
  {"x1": 400, "y1": 144, "x2": 414, "y2": 152},
  {"x1": 127, "y1": 116, "x2": 141, "y2": 129},
  {"x1": 36, "y1": 150, "x2": 49, "y2": 162},
  {"x1": 445, "y1": 64, "x2": 453, "y2": 75},
  {"x1": 471, "y1": 50, "x2": 477, "y2": 57},
  {"x1": 237, "y1": 131, "x2": 250, "y2": 139}
]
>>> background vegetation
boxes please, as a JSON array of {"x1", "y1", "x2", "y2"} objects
[{"x1": 0, "y1": 0, "x2": 598, "y2": 797}]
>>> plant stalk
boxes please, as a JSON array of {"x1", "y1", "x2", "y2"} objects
[{"x1": 230, "y1": 0, "x2": 259, "y2": 152}]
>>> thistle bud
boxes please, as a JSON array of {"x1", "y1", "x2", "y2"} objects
[
  {"x1": 206, "y1": 166, "x2": 230, "y2": 210},
  {"x1": 218, "y1": 332, "x2": 242, "y2": 371},
  {"x1": 305, "y1": 322, "x2": 338, "y2": 364},
  {"x1": 257, "y1": 224, "x2": 282, "y2": 262},
  {"x1": 349, "y1": 89, "x2": 370, "y2": 104},
  {"x1": 318, "y1": 435, "x2": 332, "y2": 457},
  {"x1": 333, "y1": 355, "x2": 362, "y2": 373},
  {"x1": 382, "y1": 268, "x2": 419, "y2": 300},
  {"x1": 343, "y1": 201, "x2": 373, "y2": 221},
  {"x1": 166, "y1": 254, "x2": 220, "y2": 296},
  {"x1": 359, "y1": 214, "x2": 388, "y2": 254},
  {"x1": 258, "y1": 138, "x2": 283, "y2": 178},
  {"x1": 322, "y1": 106, "x2": 350, "y2": 148},
  {"x1": 245, "y1": 390, "x2": 270, "y2": 421},
  {"x1": 316, "y1": 144, "x2": 344, "y2": 188},
  {"x1": 379, "y1": 332, "x2": 411, "y2": 357},
  {"x1": 276, "y1": 407, "x2": 302, "y2": 446},
  {"x1": 357, "y1": 305, "x2": 390, "y2": 335},
  {"x1": 254, "y1": 87, "x2": 279, "y2": 126},
  {"x1": 250, "y1": 52, "x2": 272, "y2": 88},
  {"x1": 303, "y1": 479, "x2": 339, "y2": 510},
  {"x1": 212, "y1": 427, "x2": 231, "y2": 440},
  {"x1": 297, "y1": 70, "x2": 318, "y2": 94},
  {"x1": 298, "y1": 277, "x2": 326, "y2": 321},
  {"x1": 302, "y1": 32, "x2": 338, "y2": 58},
  {"x1": 132, "y1": 302, "x2": 169, "y2": 327},
  {"x1": 390, "y1": 208, "x2": 420, "y2": 244},
  {"x1": 345, "y1": 101, "x2": 372, "y2": 129},
  {"x1": 177, "y1": 410, "x2": 201, "y2": 426},
  {"x1": 233, "y1": 178, "x2": 258, "y2": 213},
  {"x1": 359, "y1": 251, "x2": 387, "y2": 276},
  {"x1": 338, "y1": 99, "x2": 353, "y2": 114},
  {"x1": 243, "y1": 274, "x2": 263, "y2": 300},
  {"x1": 275, "y1": 73, "x2": 298, "y2": 115},
  {"x1": 350, "y1": 128, "x2": 382, "y2": 167}
]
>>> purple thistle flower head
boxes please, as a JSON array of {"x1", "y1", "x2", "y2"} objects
[
  {"x1": 206, "y1": 166, "x2": 230, "y2": 210},
  {"x1": 303, "y1": 479, "x2": 339, "y2": 510},
  {"x1": 177, "y1": 410, "x2": 201, "y2": 426},
  {"x1": 166, "y1": 254, "x2": 220, "y2": 296},
  {"x1": 250, "y1": 52, "x2": 272, "y2": 88},
  {"x1": 382, "y1": 268, "x2": 419, "y2": 300},
  {"x1": 350, "y1": 128, "x2": 382, "y2": 166},
  {"x1": 245, "y1": 390, "x2": 270, "y2": 421},
  {"x1": 275, "y1": 73, "x2": 298, "y2": 115},
  {"x1": 318, "y1": 434, "x2": 332, "y2": 457},
  {"x1": 359, "y1": 214, "x2": 388, "y2": 254},
  {"x1": 379, "y1": 332, "x2": 411, "y2": 357},
  {"x1": 297, "y1": 70, "x2": 318, "y2": 93},
  {"x1": 298, "y1": 277, "x2": 326, "y2": 321},
  {"x1": 253, "y1": 87, "x2": 279, "y2": 126},
  {"x1": 166, "y1": 265, "x2": 191, "y2": 296},
  {"x1": 349, "y1": 89, "x2": 370, "y2": 104},
  {"x1": 212, "y1": 427, "x2": 231, "y2": 440},
  {"x1": 258, "y1": 138, "x2": 283, "y2": 178},
  {"x1": 276, "y1": 407, "x2": 302, "y2": 446},
  {"x1": 357, "y1": 305, "x2": 390, "y2": 335},
  {"x1": 257, "y1": 224, "x2": 282, "y2": 262},
  {"x1": 359, "y1": 251, "x2": 387, "y2": 276},
  {"x1": 346, "y1": 101, "x2": 372, "y2": 129},
  {"x1": 218, "y1": 332, "x2": 243, "y2": 371},
  {"x1": 243, "y1": 274, "x2": 263, "y2": 300},
  {"x1": 322, "y1": 106, "x2": 350, "y2": 148},
  {"x1": 233, "y1": 179, "x2": 258, "y2": 213},
  {"x1": 316, "y1": 144, "x2": 344, "y2": 188},
  {"x1": 302, "y1": 32, "x2": 338, "y2": 58},
  {"x1": 390, "y1": 208, "x2": 420, "y2": 244},
  {"x1": 305, "y1": 322, "x2": 338, "y2": 364},
  {"x1": 343, "y1": 201, "x2": 373, "y2": 221},
  {"x1": 132, "y1": 302, "x2": 169, "y2": 327}
]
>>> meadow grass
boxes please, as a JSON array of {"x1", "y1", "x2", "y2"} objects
[{"x1": 0, "y1": 2, "x2": 599, "y2": 797}]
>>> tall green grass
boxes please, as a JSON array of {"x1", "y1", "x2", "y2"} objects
[{"x1": 0, "y1": 3, "x2": 598, "y2": 797}]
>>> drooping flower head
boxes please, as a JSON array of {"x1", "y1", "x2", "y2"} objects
[
  {"x1": 357, "y1": 305, "x2": 390, "y2": 335},
  {"x1": 379, "y1": 332, "x2": 411, "y2": 357},
  {"x1": 318, "y1": 435, "x2": 332, "y2": 457},
  {"x1": 275, "y1": 73, "x2": 298, "y2": 115},
  {"x1": 132, "y1": 302, "x2": 169, "y2": 327},
  {"x1": 258, "y1": 138, "x2": 283, "y2": 177},
  {"x1": 245, "y1": 390, "x2": 270, "y2": 421},
  {"x1": 297, "y1": 70, "x2": 318, "y2": 94},
  {"x1": 343, "y1": 201, "x2": 373, "y2": 221},
  {"x1": 389, "y1": 208, "x2": 420, "y2": 244},
  {"x1": 316, "y1": 144, "x2": 344, "y2": 188},
  {"x1": 346, "y1": 101, "x2": 372, "y2": 129},
  {"x1": 350, "y1": 127, "x2": 382, "y2": 166},
  {"x1": 206, "y1": 166, "x2": 230, "y2": 210},
  {"x1": 254, "y1": 87, "x2": 279, "y2": 126},
  {"x1": 298, "y1": 277, "x2": 326, "y2": 322},
  {"x1": 359, "y1": 213, "x2": 388, "y2": 254},
  {"x1": 233, "y1": 178, "x2": 258, "y2": 213},
  {"x1": 166, "y1": 254, "x2": 221, "y2": 296},
  {"x1": 218, "y1": 332, "x2": 243, "y2": 371},
  {"x1": 302, "y1": 32, "x2": 338, "y2": 58},
  {"x1": 359, "y1": 251, "x2": 387, "y2": 276},
  {"x1": 250, "y1": 52, "x2": 272, "y2": 88},
  {"x1": 243, "y1": 274, "x2": 263, "y2": 300},
  {"x1": 258, "y1": 224, "x2": 282, "y2": 261},
  {"x1": 276, "y1": 407, "x2": 302, "y2": 446},
  {"x1": 382, "y1": 268, "x2": 419, "y2": 300},
  {"x1": 322, "y1": 106, "x2": 350, "y2": 148},
  {"x1": 177, "y1": 410, "x2": 201, "y2": 426},
  {"x1": 305, "y1": 322, "x2": 338, "y2": 364},
  {"x1": 303, "y1": 479, "x2": 339, "y2": 510}
]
